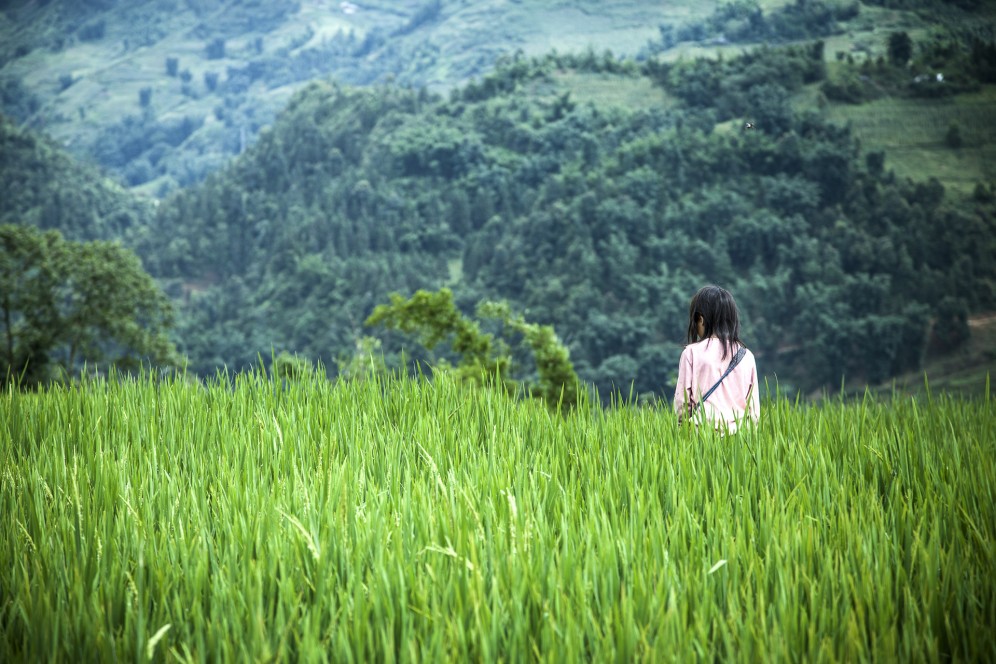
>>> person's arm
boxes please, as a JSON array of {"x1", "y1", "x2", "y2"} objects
[{"x1": 673, "y1": 347, "x2": 693, "y2": 421}]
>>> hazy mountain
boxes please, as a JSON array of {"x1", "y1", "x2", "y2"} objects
[{"x1": 0, "y1": 0, "x2": 713, "y2": 196}]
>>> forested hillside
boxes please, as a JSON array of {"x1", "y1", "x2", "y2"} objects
[
  {"x1": 5, "y1": 0, "x2": 993, "y2": 198},
  {"x1": 0, "y1": 0, "x2": 685, "y2": 197},
  {"x1": 0, "y1": 115, "x2": 153, "y2": 242},
  {"x1": 3, "y1": 0, "x2": 996, "y2": 396},
  {"x1": 138, "y1": 46, "x2": 996, "y2": 395}
]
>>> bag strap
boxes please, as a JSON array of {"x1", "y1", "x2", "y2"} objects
[{"x1": 693, "y1": 346, "x2": 746, "y2": 414}]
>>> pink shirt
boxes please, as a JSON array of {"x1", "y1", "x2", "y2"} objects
[{"x1": 673, "y1": 338, "x2": 759, "y2": 432}]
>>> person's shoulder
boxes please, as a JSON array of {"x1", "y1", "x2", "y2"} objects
[{"x1": 681, "y1": 339, "x2": 708, "y2": 359}]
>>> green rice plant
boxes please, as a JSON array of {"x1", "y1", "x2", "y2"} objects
[{"x1": 1, "y1": 370, "x2": 993, "y2": 662}]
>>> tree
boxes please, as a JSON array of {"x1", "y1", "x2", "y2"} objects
[
  {"x1": 365, "y1": 287, "x2": 510, "y2": 387},
  {"x1": 945, "y1": 122, "x2": 963, "y2": 149},
  {"x1": 1, "y1": 226, "x2": 61, "y2": 386},
  {"x1": 366, "y1": 288, "x2": 579, "y2": 409},
  {"x1": 887, "y1": 31, "x2": 912, "y2": 66},
  {"x1": 1, "y1": 224, "x2": 177, "y2": 387},
  {"x1": 477, "y1": 300, "x2": 579, "y2": 409}
]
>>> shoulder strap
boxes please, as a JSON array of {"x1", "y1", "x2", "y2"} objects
[{"x1": 693, "y1": 346, "x2": 746, "y2": 414}]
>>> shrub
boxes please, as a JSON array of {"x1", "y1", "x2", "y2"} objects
[
  {"x1": 78, "y1": 20, "x2": 106, "y2": 42},
  {"x1": 206, "y1": 37, "x2": 226, "y2": 60},
  {"x1": 945, "y1": 122, "x2": 963, "y2": 148}
]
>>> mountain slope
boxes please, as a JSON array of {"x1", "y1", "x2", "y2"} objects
[
  {"x1": 0, "y1": 0, "x2": 709, "y2": 196},
  {"x1": 3, "y1": 0, "x2": 993, "y2": 199},
  {"x1": 135, "y1": 48, "x2": 996, "y2": 396},
  {"x1": 0, "y1": 114, "x2": 153, "y2": 242}
]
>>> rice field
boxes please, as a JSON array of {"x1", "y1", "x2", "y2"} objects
[
  {"x1": 824, "y1": 88, "x2": 996, "y2": 193},
  {"x1": 1, "y1": 371, "x2": 994, "y2": 662}
]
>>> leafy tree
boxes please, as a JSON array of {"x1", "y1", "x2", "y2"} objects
[
  {"x1": 1, "y1": 224, "x2": 177, "y2": 387},
  {"x1": 888, "y1": 31, "x2": 913, "y2": 66},
  {"x1": 928, "y1": 296, "x2": 970, "y2": 354},
  {"x1": 206, "y1": 38, "x2": 226, "y2": 60},
  {"x1": 366, "y1": 288, "x2": 579, "y2": 409},
  {"x1": 477, "y1": 300, "x2": 579, "y2": 409},
  {"x1": 945, "y1": 122, "x2": 963, "y2": 148},
  {"x1": 366, "y1": 287, "x2": 510, "y2": 387}
]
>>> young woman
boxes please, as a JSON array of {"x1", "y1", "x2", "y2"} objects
[{"x1": 674, "y1": 285, "x2": 759, "y2": 432}]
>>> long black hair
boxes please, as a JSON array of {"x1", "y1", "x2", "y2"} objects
[{"x1": 686, "y1": 285, "x2": 744, "y2": 360}]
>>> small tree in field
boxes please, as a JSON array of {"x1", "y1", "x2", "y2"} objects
[
  {"x1": 887, "y1": 31, "x2": 913, "y2": 66},
  {"x1": 366, "y1": 288, "x2": 510, "y2": 387},
  {"x1": 366, "y1": 288, "x2": 579, "y2": 409}
]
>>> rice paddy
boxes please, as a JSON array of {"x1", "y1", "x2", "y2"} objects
[{"x1": 1, "y1": 370, "x2": 993, "y2": 661}]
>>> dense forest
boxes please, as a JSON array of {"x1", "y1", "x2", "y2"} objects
[
  {"x1": 0, "y1": 115, "x2": 153, "y2": 242},
  {"x1": 128, "y1": 42, "x2": 995, "y2": 397},
  {"x1": 0, "y1": 0, "x2": 675, "y2": 196},
  {"x1": 3, "y1": 0, "x2": 996, "y2": 397}
]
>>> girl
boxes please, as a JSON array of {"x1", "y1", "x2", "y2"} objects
[{"x1": 674, "y1": 285, "x2": 759, "y2": 432}]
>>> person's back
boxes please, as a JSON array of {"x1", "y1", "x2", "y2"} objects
[
  {"x1": 674, "y1": 338, "x2": 758, "y2": 432},
  {"x1": 672, "y1": 285, "x2": 759, "y2": 433}
]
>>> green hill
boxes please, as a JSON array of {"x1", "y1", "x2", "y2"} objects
[
  {"x1": 3, "y1": 1, "x2": 996, "y2": 397},
  {"x1": 0, "y1": 114, "x2": 153, "y2": 241},
  {"x1": 131, "y1": 45, "x2": 995, "y2": 397},
  {"x1": 0, "y1": 0, "x2": 719, "y2": 196},
  {"x1": 3, "y1": 0, "x2": 994, "y2": 197}
]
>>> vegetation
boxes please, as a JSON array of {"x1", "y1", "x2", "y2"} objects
[
  {"x1": 1, "y1": 372, "x2": 993, "y2": 660},
  {"x1": 822, "y1": 29, "x2": 996, "y2": 103},
  {"x1": 0, "y1": 0, "x2": 682, "y2": 196},
  {"x1": 822, "y1": 87, "x2": 996, "y2": 192},
  {"x1": 1, "y1": 0, "x2": 990, "y2": 198},
  {"x1": 366, "y1": 288, "x2": 580, "y2": 409},
  {"x1": 0, "y1": 224, "x2": 177, "y2": 387},
  {"x1": 644, "y1": 0, "x2": 860, "y2": 54},
  {"x1": 2, "y1": 3, "x2": 995, "y2": 396},
  {"x1": 136, "y1": 47, "x2": 996, "y2": 396},
  {"x1": 0, "y1": 115, "x2": 153, "y2": 242},
  {"x1": 1, "y1": 7, "x2": 994, "y2": 660}
]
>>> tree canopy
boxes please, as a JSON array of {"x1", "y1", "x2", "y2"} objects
[
  {"x1": 3, "y1": 41, "x2": 995, "y2": 397},
  {"x1": 133, "y1": 46, "x2": 996, "y2": 396},
  {"x1": 366, "y1": 288, "x2": 579, "y2": 409},
  {"x1": 1, "y1": 224, "x2": 177, "y2": 387}
]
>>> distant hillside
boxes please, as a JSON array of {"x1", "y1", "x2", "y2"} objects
[
  {"x1": 131, "y1": 46, "x2": 995, "y2": 396},
  {"x1": 3, "y1": 0, "x2": 996, "y2": 397},
  {"x1": 0, "y1": 0, "x2": 713, "y2": 196},
  {"x1": 6, "y1": 0, "x2": 994, "y2": 198},
  {"x1": 0, "y1": 114, "x2": 153, "y2": 242}
]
